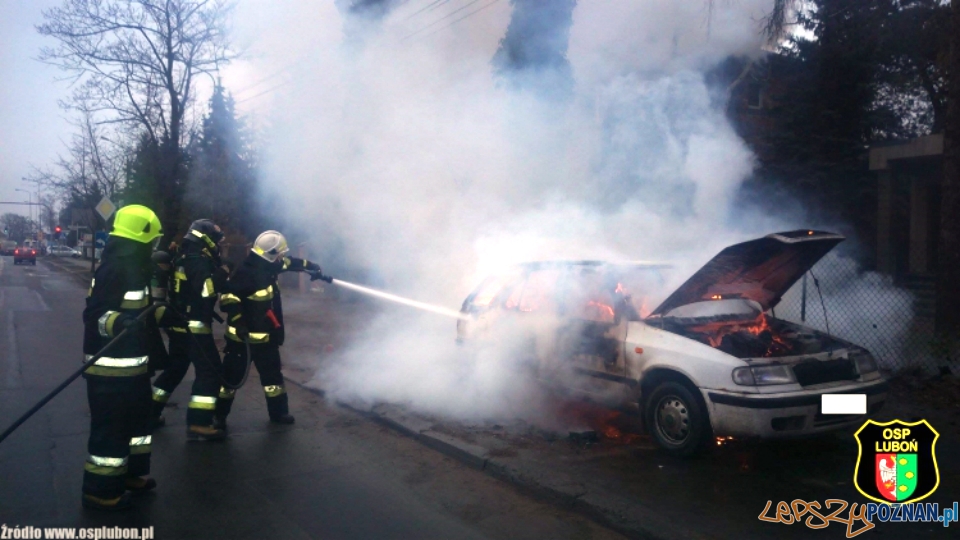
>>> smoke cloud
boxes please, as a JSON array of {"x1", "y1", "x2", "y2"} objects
[{"x1": 225, "y1": 0, "x2": 912, "y2": 420}]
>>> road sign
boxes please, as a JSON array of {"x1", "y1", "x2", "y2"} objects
[
  {"x1": 95, "y1": 231, "x2": 108, "y2": 249},
  {"x1": 95, "y1": 197, "x2": 116, "y2": 221}
]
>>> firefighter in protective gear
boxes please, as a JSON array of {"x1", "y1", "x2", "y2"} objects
[
  {"x1": 148, "y1": 246, "x2": 186, "y2": 428},
  {"x1": 146, "y1": 250, "x2": 171, "y2": 377},
  {"x1": 150, "y1": 219, "x2": 230, "y2": 441},
  {"x1": 81, "y1": 205, "x2": 175, "y2": 510},
  {"x1": 216, "y1": 231, "x2": 322, "y2": 426}
]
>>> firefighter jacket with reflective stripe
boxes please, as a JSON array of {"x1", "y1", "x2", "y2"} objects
[
  {"x1": 169, "y1": 241, "x2": 228, "y2": 331},
  {"x1": 220, "y1": 253, "x2": 319, "y2": 346},
  {"x1": 83, "y1": 237, "x2": 173, "y2": 377}
]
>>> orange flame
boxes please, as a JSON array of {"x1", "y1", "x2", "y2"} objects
[
  {"x1": 585, "y1": 301, "x2": 615, "y2": 322},
  {"x1": 690, "y1": 313, "x2": 792, "y2": 356}
]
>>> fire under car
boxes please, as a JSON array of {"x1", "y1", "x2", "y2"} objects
[{"x1": 457, "y1": 230, "x2": 888, "y2": 456}]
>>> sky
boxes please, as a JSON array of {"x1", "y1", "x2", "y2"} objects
[{"x1": 0, "y1": 0, "x2": 67, "y2": 220}]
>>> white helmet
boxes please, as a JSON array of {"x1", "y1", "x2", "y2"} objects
[{"x1": 252, "y1": 230, "x2": 289, "y2": 262}]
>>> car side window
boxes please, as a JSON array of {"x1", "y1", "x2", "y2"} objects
[
  {"x1": 516, "y1": 269, "x2": 561, "y2": 313},
  {"x1": 559, "y1": 267, "x2": 617, "y2": 324},
  {"x1": 466, "y1": 272, "x2": 522, "y2": 311}
]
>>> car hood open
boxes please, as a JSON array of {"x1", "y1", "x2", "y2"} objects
[{"x1": 649, "y1": 230, "x2": 844, "y2": 317}]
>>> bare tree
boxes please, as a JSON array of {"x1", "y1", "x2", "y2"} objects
[
  {"x1": 37, "y1": 0, "x2": 236, "y2": 240},
  {"x1": 1, "y1": 214, "x2": 39, "y2": 245},
  {"x1": 29, "y1": 112, "x2": 129, "y2": 265}
]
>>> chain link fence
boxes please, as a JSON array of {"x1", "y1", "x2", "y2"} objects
[{"x1": 774, "y1": 253, "x2": 949, "y2": 373}]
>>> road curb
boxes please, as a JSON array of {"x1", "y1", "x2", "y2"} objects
[{"x1": 286, "y1": 377, "x2": 686, "y2": 540}]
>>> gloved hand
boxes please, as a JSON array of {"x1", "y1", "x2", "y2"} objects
[
  {"x1": 234, "y1": 325, "x2": 251, "y2": 342},
  {"x1": 305, "y1": 261, "x2": 321, "y2": 273},
  {"x1": 116, "y1": 313, "x2": 143, "y2": 332}
]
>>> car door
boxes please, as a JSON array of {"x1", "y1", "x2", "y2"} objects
[{"x1": 547, "y1": 265, "x2": 630, "y2": 398}]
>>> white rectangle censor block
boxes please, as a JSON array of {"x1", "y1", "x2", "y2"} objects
[{"x1": 821, "y1": 394, "x2": 867, "y2": 415}]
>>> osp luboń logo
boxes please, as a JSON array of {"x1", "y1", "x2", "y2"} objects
[{"x1": 854, "y1": 419, "x2": 940, "y2": 504}]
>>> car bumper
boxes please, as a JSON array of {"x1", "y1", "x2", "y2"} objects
[{"x1": 702, "y1": 380, "x2": 888, "y2": 438}]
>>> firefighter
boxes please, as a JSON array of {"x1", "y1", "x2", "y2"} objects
[
  {"x1": 81, "y1": 205, "x2": 171, "y2": 510},
  {"x1": 148, "y1": 245, "x2": 189, "y2": 428},
  {"x1": 145, "y1": 250, "x2": 171, "y2": 377},
  {"x1": 215, "y1": 231, "x2": 322, "y2": 426},
  {"x1": 150, "y1": 219, "x2": 229, "y2": 441}
]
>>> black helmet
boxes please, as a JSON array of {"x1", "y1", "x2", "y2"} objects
[
  {"x1": 151, "y1": 250, "x2": 172, "y2": 265},
  {"x1": 183, "y1": 219, "x2": 223, "y2": 249}
]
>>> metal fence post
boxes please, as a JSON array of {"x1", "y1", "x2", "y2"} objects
[
  {"x1": 801, "y1": 272, "x2": 807, "y2": 322},
  {"x1": 299, "y1": 245, "x2": 307, "y2": 294}
]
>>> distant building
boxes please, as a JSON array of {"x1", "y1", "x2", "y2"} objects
[{"x1": 868, "y1": 135, "x2": 943, "y2": 320}]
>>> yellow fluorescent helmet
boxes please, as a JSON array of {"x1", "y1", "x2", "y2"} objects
[{"x1": 110, "y1": 205, "x2": 163, "y2": 244}]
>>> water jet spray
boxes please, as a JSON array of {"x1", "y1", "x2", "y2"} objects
[{"x1": 311, "y1": 272, "x2": 469, "y2": 320}]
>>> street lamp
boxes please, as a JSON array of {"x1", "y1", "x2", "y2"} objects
[{"x1": 14, "y1": 189, "x2": 34, "y2": 229}]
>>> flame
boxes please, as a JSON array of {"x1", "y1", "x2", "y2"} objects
[
  {"x1": 715, "y1": 436, "x2": 735, "y2": 447},
  {"x1": 638, "y1": 298, "x2": 651, "y2": 318},
  {"x1": 690, "y1": 313, "x2": 792, "y2": 356},
  {"x1": 556, "y1": 402, "x2": 643, "y2": 445},
  {"x1": 711, "y1": 294, "x2": 722, "y2": 300},
  {"x1": 585, "y1": 301, "x2": 615, "y2": 322}
]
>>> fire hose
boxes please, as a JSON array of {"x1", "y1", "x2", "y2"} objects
[{"x1": 0, "y1": 302, "x2": 252, "y2": 445}]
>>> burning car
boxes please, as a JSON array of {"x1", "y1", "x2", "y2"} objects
[{"x1": 458, "y1": 230, "x2": 887, "y2": 456}]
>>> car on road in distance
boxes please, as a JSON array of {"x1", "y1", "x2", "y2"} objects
[
  {"x1": 48, "y1": 245, "x2": 81, "y2": 258},
  {"x1": 13, "y1": 245, "x2": 37, "y2": 265},
  {"x1": 458, "y1": 230, "x2": 887, "y2": 457},
  {"x1": 1, "y1": 239, "x2": 16, "y2": 255}
]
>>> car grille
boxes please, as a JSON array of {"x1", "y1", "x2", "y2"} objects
[{"x1": 791, "y1": 358, "x2": 859, "y2": 387}]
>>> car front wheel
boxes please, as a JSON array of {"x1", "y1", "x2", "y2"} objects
[{"x1": 644, "y1": 380, "x2": 711, "y2": 457}]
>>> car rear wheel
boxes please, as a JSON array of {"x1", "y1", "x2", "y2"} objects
[{"x1": 644, "y1": 380, "x2": 711, "y2": 457}]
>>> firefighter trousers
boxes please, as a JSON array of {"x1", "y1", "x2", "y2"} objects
[
  {"x1": 216, "y1": 341, "x2": 288, "y2": 420},
  {"x1": 150, "y1": 330, "x2": 190, "y2": 419},
  {"x1": 83, "y1": 375, "x2": 152, "y2": 499},
  {"x1": 150, "y1": 330, "x2": 222, "y2": 427},
  {"x1": 185, "y1": 333, "x2": 222, "y2": 427}
]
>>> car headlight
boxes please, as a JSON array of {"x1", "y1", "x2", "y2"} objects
[
  {"x1": 732, "y1": 364, "x2": 797, "y2": 386},
  {"x1": 852, "y1": 351, "x2": 879, "y2": 374}
]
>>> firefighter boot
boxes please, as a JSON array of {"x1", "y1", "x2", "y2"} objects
[
  {"x1": 214, "y1": 387, "x2": 235, "y2": 432},
  {"x1": 125, "y1": 476, "x2": 157, "y2": 494},
  {"x1": 82, "y1": 492, "x2": 133, "y2": 511},
  {"x1": 265, "y1": 385, "x2": 293, "y2": 424},
  {"x1": 186, "y1": 425, "x2": 227, "y2": 441},
  {"x1": 151, "y1": 387, "x2": 169, "y2": 429},
  {"x1": 270, "y1": 414, "x2": 295, "y2": 425}
]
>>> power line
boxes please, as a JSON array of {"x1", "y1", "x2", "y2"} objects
[
  {"x1": 404, "y1": 0, "x2": 502, "y2": 42},
  {"x1": 401, "y1": 0, "x2": 491, "y2": 41},
  {"x1": 404, "y1": 0, "x2": 453, "y2": 20},
  {"x1": 233, "y1": 66, "x2": 293, "y2": 97},
  {"x1": 235, "y1": 80, "x2": 292, "y2": 104},
  {"x1": 235, "y1": 0, "x2": 503, "y2": 104}
]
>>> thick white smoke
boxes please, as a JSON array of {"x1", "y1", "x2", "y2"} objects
[{"x1": 225, "y1": 0, "x2": 912, "y2": 419}]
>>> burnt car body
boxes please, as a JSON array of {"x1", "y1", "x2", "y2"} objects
[{"x1": 458, "y1": 231, "x2": 887, "y2": 456}]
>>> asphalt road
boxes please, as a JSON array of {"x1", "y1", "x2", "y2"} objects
[{"x1": 0, "y1": 255, "x2": 626, "y2": 540}]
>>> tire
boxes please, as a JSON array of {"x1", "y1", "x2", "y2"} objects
[{"x1": 644, "y1": 380, "x2": 712, "y2": 457}]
